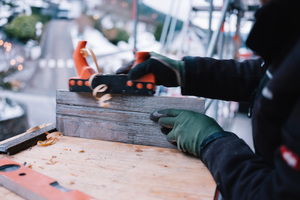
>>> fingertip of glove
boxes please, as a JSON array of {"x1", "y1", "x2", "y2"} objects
[
  {"x1": 115, "y1": 60, "x2": 135, "y2": 74},
  {"x1": 150, "y1": 110, "x2": 166, "y2": 122},
  {"x1": 128, "y1": 62, "x2": 147, "y2": 80}
]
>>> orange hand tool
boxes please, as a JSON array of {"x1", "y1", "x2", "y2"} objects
[
  {"x1": 125, "y1": 51, "x2": 156, "y2": 92},
  {"x1": 0, "y1": 158, "x2": 96, "y2": 200},
  {"x1": 69, "y1": 41, "x2": 156, "y2": 95},
  {"x1": 68, "y1": 41, "x2": 96, "y2": 92}
]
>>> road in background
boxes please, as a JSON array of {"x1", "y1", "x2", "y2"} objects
[
  {"x1": 1, "y1": 19, "x2": 77, "y2": 127},
  {"x1": 23, "y1": 19, "x2": 76, "y2": 97}
]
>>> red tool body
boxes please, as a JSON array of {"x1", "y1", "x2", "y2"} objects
[{"x1": 69, "y1": 41, "x2": 156, "y2": 95}]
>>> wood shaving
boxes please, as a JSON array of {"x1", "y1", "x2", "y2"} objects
[
  {"x1": 99, "y1": 93, "x2": 112, "y2": 108},
  {"x1": 92, "y1": 84, "x2": 112, "y2": 108},
  {"x1": 45, "y1": 157, "x2": 57, "y2": 165},
  {"x1": 80, "y1": 48, "x2": 89, "y2": 57},
  {"x1": 25, "y1": 126, "x2": 40, "y2": 134},
  {"x1": 39, "y1": 123, "x2": 50, "y2": 128},
  {"x1": 80, "y1": 48, "x2": 101, "y2": 73},
  {"x1": 25, "y1": 123, "x2": 52, "y2": 134},
  {"x1": 88, "y1": 73, "x2": 100, "y2": 89},
  {"x1": 92, "y1": 84, "x2": 107, "y2": 100},
  {"x1": 37, "y1": 131, "x2": 63, "y2": 146},
  {"x1": 79, "y1": 150, "x2": 85, "y2": 153},
  {"x1": 88, "y1": 70, "x2": 112, "y2": 108}
]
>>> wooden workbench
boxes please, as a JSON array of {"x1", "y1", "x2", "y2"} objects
[{"x1": 0, "y1": 136, "x2": 216, "y2": 200}]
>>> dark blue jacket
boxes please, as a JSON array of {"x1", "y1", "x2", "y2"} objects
[{"x1": 181, "y1": 38, "x2": 300, "y2": 200}]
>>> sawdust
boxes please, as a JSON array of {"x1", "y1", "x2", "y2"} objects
[
  {"x1": 70, "y1": 173, "x2": 78, "y2": 177},
  {"x1": 79, "y1": 150, "x2": 85, "y2": 153},
  {"x1": 23, "y1": 162, "x2": 32, "y2": 169},
  {"x1": 45, "y1": 156, "x2": 58, "y2": 165}
]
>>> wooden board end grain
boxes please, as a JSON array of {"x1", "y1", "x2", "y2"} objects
[{"x1": 56, "y1": 90, "x2": 204, "y2": 148}]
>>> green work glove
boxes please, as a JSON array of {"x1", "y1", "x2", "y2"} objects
[
  {"x1": 128, "y1": 52, "x2": 185, "y2": 87},
  {"x1": 150, "y1": 109, "x2": 223, "y2": 156}
]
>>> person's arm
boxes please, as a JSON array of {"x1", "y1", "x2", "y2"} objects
[
  {"x1": 200, "y1": 103, "x2": 300, "y2": 200},
  {"x1": 182, "y1": 57, "x2": 265, "y2": 103},
  {"x1": 150, "y1": 98, "x2": 300, "y2": 199},
  {"x1": 126, "y1": 52, "x2": 265, "y2": 103}
]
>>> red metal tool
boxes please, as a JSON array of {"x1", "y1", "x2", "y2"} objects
[
  {"x1": 68, "y1": 41, "x2": 156, "y2": 95},
  {"x1": 0, "y1": 158, "x2": 96, "y2": 200}
]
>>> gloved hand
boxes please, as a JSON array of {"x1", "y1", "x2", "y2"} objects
[
  {"x1": 128, "y1": 52, "x2": 185, "y2": 87},
  {"x1": 116, "y1": 60, "x2": 135, "y2": 74},
  {"x1": 150, "y1": 109, "x2": 223, "y2": 156}
]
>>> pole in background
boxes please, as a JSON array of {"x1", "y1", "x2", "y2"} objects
[
  {"x1": 234, "y1": 10, "x2": 242, "y2": 59},
  {"x1": 132, "y1": 0, "x2": 139, "y2": 55},
  {"x1": 165, "y1": 0, "x2": 181, "y2": 53},
  {"x1": 206, "y1": 0, "x2": 231, "y2": 57},
  {"x1": 160, "y1": 1, "x2": 175, "y2": 53},
  {"x1": 207, "y1": 0, "x2": 214, "y2": 51}
]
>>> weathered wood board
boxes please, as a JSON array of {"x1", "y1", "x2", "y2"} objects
[
  {"x1": 0, "y1": 124, "x2": 56, "y2": 155},
  {"x1": 0, "y1": 136, "x2": 216, "y2": 200},
  {"x1": 56, "y1": 90, "x2": 204, "y2": 148}
]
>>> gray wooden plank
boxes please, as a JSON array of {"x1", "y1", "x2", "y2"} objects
[
  {"x1": 57, "y1": 104, "x2": 155, "y2": 125},
  {"x1": 56, "y1": 90, "x2": 205, "y2": 148},
  {"x1": 56, "y1": 115, "x2": 175, "y2": 148},
  {"x1": 56, "y1": 90, "x2": 204, "y2": 113}
]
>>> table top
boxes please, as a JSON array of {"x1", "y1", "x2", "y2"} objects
[{"x1": 0, "y1": 136, "x2": 216, "y2": 200}]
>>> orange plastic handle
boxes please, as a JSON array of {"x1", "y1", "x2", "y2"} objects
[
  {"x1": 73, "y1": 41, "x2": 95, "y2": 79},
  {"x1": 132, "y1": 52, "x2": 155, "y2": 84}
]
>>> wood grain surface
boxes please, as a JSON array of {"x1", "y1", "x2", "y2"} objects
[
  {"x1": 0, "y1": 136, "x2": 216, "y2": 200},
  {"x1": 56, "y1": 90, "x2": 205, "y2": 148}
]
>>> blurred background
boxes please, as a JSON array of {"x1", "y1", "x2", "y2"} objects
[{"x1": 0, "y1": 0, "x2": 260, "y2": 148}]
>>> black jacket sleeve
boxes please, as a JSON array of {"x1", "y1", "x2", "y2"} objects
[
  {"x1": 181, "y1": 57, "x2": 265, "y2": 103},
  {"x1": 199, "y1": 38, "x2": 300, "y2": 200},
  {"x1": 200, "y1": 98, "x2": 300, "y2": 200}
]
